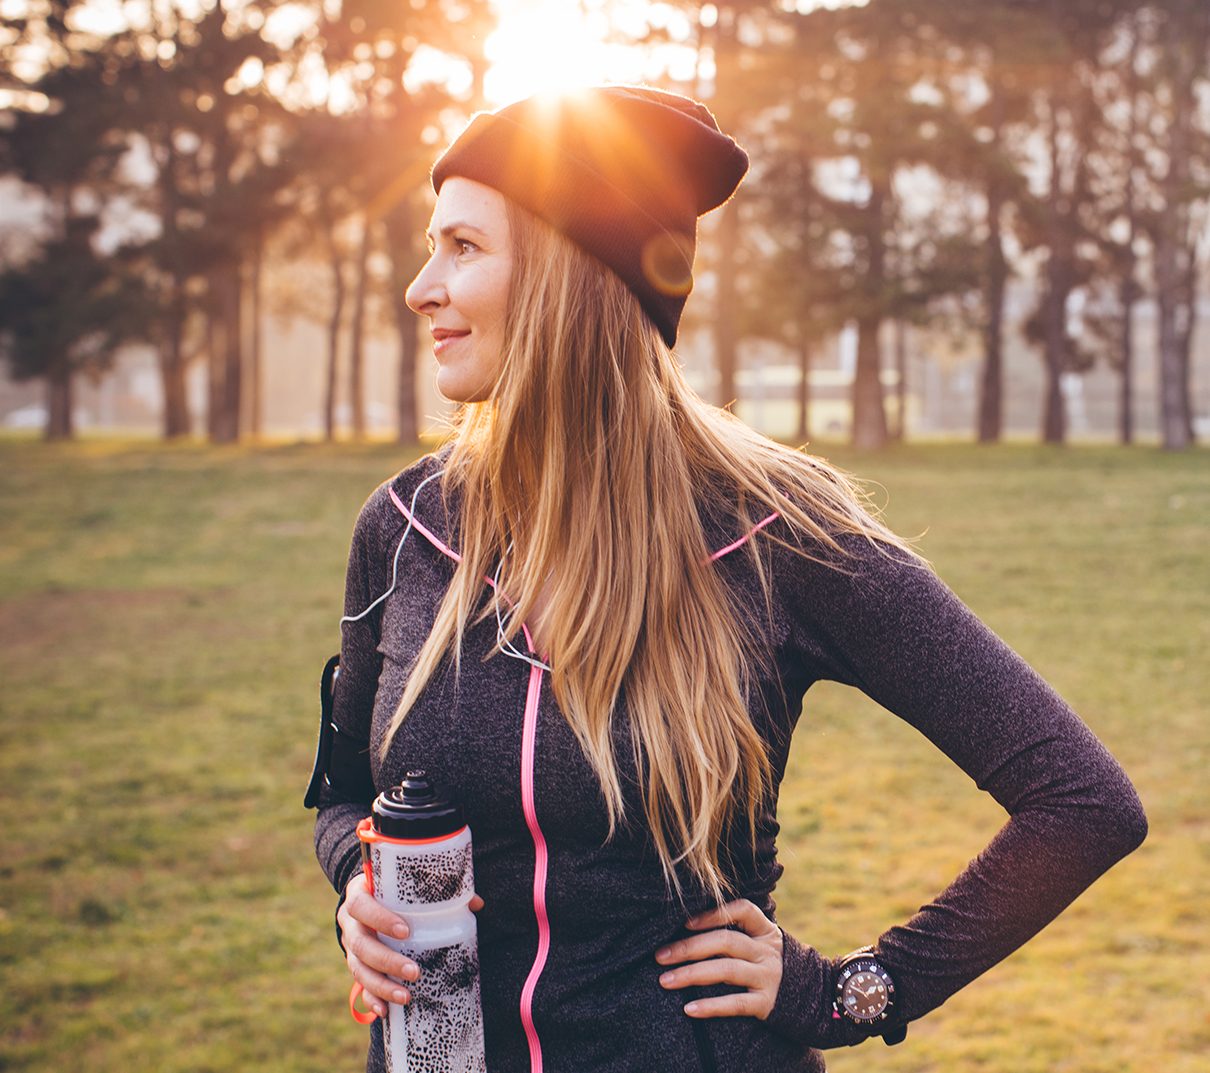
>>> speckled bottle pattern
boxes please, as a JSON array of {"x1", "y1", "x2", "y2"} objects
[{"x1": 357, "y1": 773, "x2": 486, "y2": 1073}]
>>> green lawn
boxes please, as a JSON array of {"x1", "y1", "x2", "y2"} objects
[{"x1": 0, "y1": 439, "x2": 1205, "y2": 1072}]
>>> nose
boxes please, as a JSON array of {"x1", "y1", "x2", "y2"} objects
[{"x1": 405, "y1": 254, "x2": 445, "y2": 316}]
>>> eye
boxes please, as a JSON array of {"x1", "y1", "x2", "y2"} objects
[{"x1": 454, "y1": 237, "x2": 479, "y2": 256}]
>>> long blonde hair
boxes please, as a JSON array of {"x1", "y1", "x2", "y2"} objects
[{"x1": 384, "y1": 198, "x2": 923, "y2": 908}]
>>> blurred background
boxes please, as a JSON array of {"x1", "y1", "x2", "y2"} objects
[
  {"x1": 1, "y1": 0, "x2": 1207, "y2": 449},
  {"x1": 1, "y1": 3, "x2": 1208, "y2": 1073}
]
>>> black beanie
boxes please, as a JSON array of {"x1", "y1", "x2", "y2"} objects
[{"x1": 430, "y1": 85, "x2": 749, "y2": 347}]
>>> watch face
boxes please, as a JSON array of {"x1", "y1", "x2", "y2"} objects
[{"x1": 838, "y1": 959, "x2": 894, "y2": 1023}]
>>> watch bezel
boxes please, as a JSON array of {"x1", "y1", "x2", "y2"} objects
[{"x1": 834, "y1": 953, "x2": 896, "y2": 1026}]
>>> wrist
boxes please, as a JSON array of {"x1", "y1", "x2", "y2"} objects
[
  {"x1": 764, "y1": 931, "x2": 908, "y2": 1050},
  {"x1": 763, "y1": 928, "x2": 839, "y2": 1047}
]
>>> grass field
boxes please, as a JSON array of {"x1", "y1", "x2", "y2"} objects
[{"x1": 0, "y1": 438, "x2": 1206, "y2": 1073}]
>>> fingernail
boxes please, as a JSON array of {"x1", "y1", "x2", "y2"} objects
[
  {"x1": 393, "y1": 988, "x2": 410, "y2": 1004},
  {"x1": 393, "y1": 922, "x2": 409, "y2": 939},
  {"x1": 684, "y1": 1002, "x2": 700, "y2": 1014},
  {"x1": 659, "y1": 972, "x2": 676, "y2": 985},
  {"x1": 374, "y1": 1003, "x2": 386, "y2": 1017},
  {"x1": 655, "y1": 948, "x2": 671, "y2": 961}
]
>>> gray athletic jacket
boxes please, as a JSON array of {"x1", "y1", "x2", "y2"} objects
[{"x1": 312, "y1": 451, "x2": 1146, "y2": 1073}]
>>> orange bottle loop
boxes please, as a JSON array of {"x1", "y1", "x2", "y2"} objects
[
  {"x1": 356, "y1": 817, "x2": 376, "y2": 895},
  {"x1": 349, "y1": 981, "x2": 378, "y2": 1025}
]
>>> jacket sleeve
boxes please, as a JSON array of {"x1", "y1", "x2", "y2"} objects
[
  {"x1": 313, "y1": 485, "x2": 395, "y2": 905},
  {"x1": 763, "y1": 533, "x2": 1148, "y2": 1048}
]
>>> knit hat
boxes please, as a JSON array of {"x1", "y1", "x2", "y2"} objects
[{"x1": 430, "y1": 85, "x2": 749, "y2": 347}]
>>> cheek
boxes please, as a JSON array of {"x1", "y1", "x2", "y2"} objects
[
  {"x1": 434, "y1": 340, "x2": 500, "y2": 404},
  {"x1": 478, "y1": 268, "x2": 511, "y2": 337}
]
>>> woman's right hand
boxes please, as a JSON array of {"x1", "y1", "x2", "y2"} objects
[
  {"x1": 339, "y1": 872, "x2": 487, "y2": 1018},
  {"x1": 339, "y1": 872, "x2": 419, "y2": 1018}
]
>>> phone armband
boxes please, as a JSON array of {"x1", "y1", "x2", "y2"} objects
[{"x1": 303, "y1": 654, "x2": 375, "y2": 808}]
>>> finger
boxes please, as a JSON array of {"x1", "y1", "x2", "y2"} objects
[
  {"x1": 345, "y1": 888, "x2": 411, "y2": 941},
  {"x1": 686, "y1": 900, "x2": 777, "y2": 938},
  {"x1": 683, "y1": 992, "x2": 769, "y2": 1019},
  {"x1": 469, "y1": 894, "x2": 485, "y2": 912},
  {"x1": 348, "y1": 950, "x2": 413, "y2": 1011},
  {"x1": 346, "y1": 928, "x2": 421, "y2": 983},
  {"x1": 658, "y1": 956, "x2": 766, "y2": 991},
  {"x1": 655, "y1": 929, "x2": 759, "y2": 966}
]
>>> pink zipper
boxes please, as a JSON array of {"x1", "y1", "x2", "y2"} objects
[{"x1": 517, "y1": 626, "x2": 549, "y2": 1072}]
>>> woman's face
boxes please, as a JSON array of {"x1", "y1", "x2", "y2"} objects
[{"x1": 406, "y1": 177, "x2": 513, "y2": 404}]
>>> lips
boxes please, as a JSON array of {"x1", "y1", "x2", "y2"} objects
[{"x1": 431, "y1": 328, "x2": 470, "y2": 356}]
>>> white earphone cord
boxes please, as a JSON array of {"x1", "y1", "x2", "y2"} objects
[
  {"x1": 340, "y1": 468, "x2": 552, "y2": 674},
  {"x1": 339, "y1": 469, "x2": 444, "y2": 627}
]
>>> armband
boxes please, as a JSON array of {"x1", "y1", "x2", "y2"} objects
[{"x1": 303, "y1": 654, "x2": 376, "y2": 808}]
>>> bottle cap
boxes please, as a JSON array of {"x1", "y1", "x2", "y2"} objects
[{"x1": 371, "y1": 770, "x2": 466, "y2": 841}]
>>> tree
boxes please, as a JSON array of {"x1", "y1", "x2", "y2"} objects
[
  {"x1": 0, "y1": 5, "x2": 137, "y2": 437},
  {"x1": 0, "y1": 215, "x2": 147, "y2": 438},
  {"x1": 61, "y1": 0, "x2": 297, "y2": 442},
  {"x1": 741, "y1": 147, "x2": 849, "y2": 443},
  {"x1": 1149, "y1": 0, "x2": 1209, "y2": 449},
  {"x1": 913, "y1": 1, "x2": 1041, "y2": 443},
  {"x1": 1088, "y1": 8, "x2": 1149, "y2": 445},
  {"x1": 305, "y1": 0, "x2": 494, "y2": 444},
  {"x1": 763, "y1": 0, "x2": 983, "y2": 448}
]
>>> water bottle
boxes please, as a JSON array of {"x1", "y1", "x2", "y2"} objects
[{"x1": 349, "y1": 771, "x2": 486, "y2": 1073}]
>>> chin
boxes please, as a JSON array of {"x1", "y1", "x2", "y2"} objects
[{"x1": 435, "y1": 369, "x2": 491, "y2": 405}]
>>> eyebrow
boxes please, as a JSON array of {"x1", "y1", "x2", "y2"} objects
[{"x1": 425, "y1": 221, "x2": 490, "y2": 245}]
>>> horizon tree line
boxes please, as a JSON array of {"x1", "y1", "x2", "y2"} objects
[{"x1": 0, "y1": 0, "x2": 1206, "y2": 449}]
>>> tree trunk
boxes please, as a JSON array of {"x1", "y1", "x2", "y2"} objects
[
  {"x1": 1156, "y1": 286, "x2": 1192, "y2": 450},
  {"x1": 320, "y1": 197, "x2": 346, "y2": 442},
  {"x1": 853, "y1": 317, "x2": 887, "y2": 449},
  {"x1": 852, "y1": 181, "x2": 888, "y2": 450},
  {"x1": 223, "y1": 263, "x2": 242, "y2": 443},
  {"x1": 348, "y1": 215, "x2": 372, "y2": 440},
  {"x1": 1155, "y1": 4, "x2": 1198, "y2": 451},
  {"x1": 384, "y1": 201, "x2": 422, "y2": 445},
  {"x1": 1118, "y1": 276, "x2": 1135, "y2": 445},
  {"x1": 45, "y1": 364, "x2": 73, "y2": 440},
  {"x1": 1041, "y1": 364, "x2": 1065, "y2": 444},
  {"x1": 161, "y1": 354, "x2": 190, "y2": 438},
  {"x1": 1041, "y1": 102, "x2": 1068, "y2": 446},
  {"x1": 711, "y1": 6, "x2": 740, "y2": 410},
  {"x1": 204, "y1": 267, "x2": 242, "y2": 444},
  {"x1": 892, "y1": 320, "x2": 908, "y2": 442},
  {"x1": 206, "y1": 291, "x2": 223, "y2": 441},
  {"x1": 247, "y1": 230, "x2": 263, "y2": 439},
  {"x1": 978, "y1": 172, "x2": 1006, "y2": 443},
  {"x1": 1117, "y1": 18, "x2": 1141, "y2": 446},
  {"x1": 1156, "y1": 252, "x2": 1191, "y2": 451},
  {"x1": 154, "y1": 130, "x2": 190, "y2": 439},
  {"x1": 208, "y1": 266, "x2": 242, "y2": 444},
  {"x1": 713, "y1": 198, "x2": 740, "y2": 408},
  {"x1": 1176, "y1": 267, "x2": 1196, "y2": 443},
  {"x1": 160, "y1": 283, "x2": 190, "y2": 438},
  {"x1": 796, "y1": 335, "x2": 811, "y2": 443},
  {"x1": 1041, "y1": 272, "x2": 1067, "y2": 445}
]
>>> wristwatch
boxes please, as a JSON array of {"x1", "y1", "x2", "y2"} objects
[{"x1": 833, "y1": 947, "x2": 908, "y2": 1046}]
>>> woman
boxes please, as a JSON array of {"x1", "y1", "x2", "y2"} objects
[{"x1": 309, "y1": 86, "x2": 1146, "y2": 1073}]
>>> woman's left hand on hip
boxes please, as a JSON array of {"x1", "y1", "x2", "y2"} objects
[{"x1": 654, "y1": 899, "x2": 784, "y2": 1019}]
